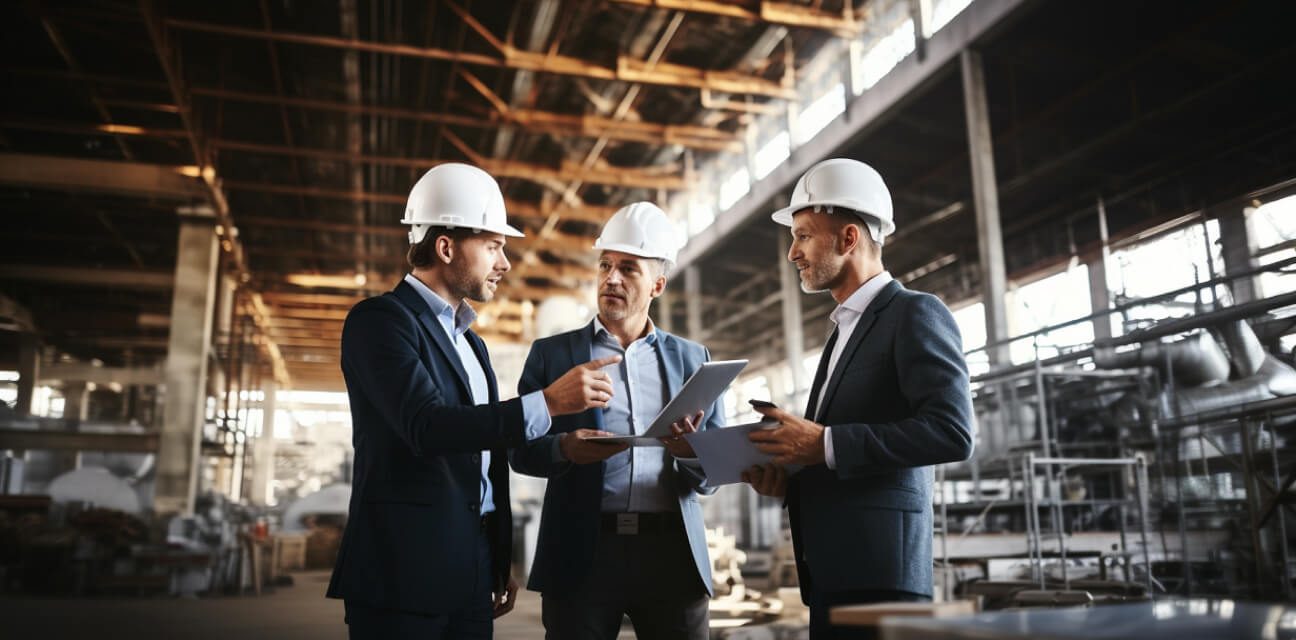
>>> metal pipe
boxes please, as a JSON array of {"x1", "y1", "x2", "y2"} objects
[
  {"x1": 973, "y1": 289, "x2": 1296, "y2": 384},
  {"x1": 1267, "y1": 419, "x2": 1293, "y2": 600},
  {"x1": 1135, "y1": 454, "x2": 1154, "y2": 598},
  {"x1": 969, "y1": 255, "x2": 1296, "y2": 359}
]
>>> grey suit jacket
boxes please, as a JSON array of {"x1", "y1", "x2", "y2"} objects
[{"x1": 789, "y1": 279, "x2": 975, "y2": 600}]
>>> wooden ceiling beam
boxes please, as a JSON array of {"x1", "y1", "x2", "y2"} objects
[
  {"x1": 223, "y1": 181, "x2": 619, "y2": 223},
  {"x1": 0, "y1": 152, "x2": 206, "y2": 201},
  {"x1": 164, "y1": 17, "x2": 793, "y2": 98},
  {"x1": 260, "y1": 292, "x2": 362, "y2": 307},
  {"x1": 190, "y1": 86, "x2": 739, "y2": 152},
  {"x1": 211, "y1": 137, "x2": 687, "y2": 190},
  {"x1": 611, "y1": 0, "x2": 860, "y2": 35}
]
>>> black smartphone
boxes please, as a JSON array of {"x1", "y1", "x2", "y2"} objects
[{"x1": 748, "y1": 399, "x2": 778, "y2": 409}]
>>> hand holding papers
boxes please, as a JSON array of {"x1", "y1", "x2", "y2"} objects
[
  {"x1": 749, "y1": 400, "x2": 829, "y2": 466},
  {"x1": 681, "y1": 420, "x2": 798, "y2": 486}
]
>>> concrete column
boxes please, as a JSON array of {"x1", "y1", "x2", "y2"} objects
[
  {"x1": 15, "y1": 335, "x2": 40, "y2": 416},
  {"x1": 249, "y1": 382, "x2": 277, "y2": 506},
  {"x1": 154, "y1": 206, "x2": 221, "y2": 516},
  {"x1": 685, "y1": 266, "x2": 702, "y2": 340},
  {"x1": 961, "y1": 49, "x2": 1011, "y2": 366},
  {"x1": 1219, "y1": 207, "x2": 1261, "y2": 304},
  {"x1": 61, "y1": 381, "x2": 90, "y2": 421},
  {"x1": 778, "y1": 235, "x2": 806, "y2": 407},
  {"x1": 1089, "y1": 197, "x2": 1114, "y2": 341},
  {"x1": 656, "y1": 291, "x2": 674, "y2": 334}
]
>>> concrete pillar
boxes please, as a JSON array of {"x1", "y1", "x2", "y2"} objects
[
  {"x1": 61, "y1": 381, "x2": 90, "y2": 421},
  {"x1": 685, "y1": 266, "x2": 702, "y2": 340},
  {"x1": 1219, "y1": 207, "x2": 1261, "y2": 304},
  {"x1": 15, "y1": 335, "x2": 40, "y2": 416},
  {"x1": 961, "y1": 49, "x2": 1011, "y2": 366},
  {"x1": 1088, "y1": 197, "x2": 1114, "y2": 341},
  {"x1": 656, "y1": 291, "x2": 674, "y2": 334},
  {"x1": 154, "y1": 206, "x2": 221, "y2": 516},
  {"x1": 778, "y1": 235, "x2": 806, "y2": 407},
  {"x1": 250, "y1": 382, "x2": 277, "y2": 506}
]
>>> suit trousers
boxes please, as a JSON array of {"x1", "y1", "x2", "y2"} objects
[
  {"x1": 540, "y1": 518, "x2": 708, "y2": 640},
  {"x1": 808, "y1": 588, "x2": 930, "y2": 640},
  {"x1": 344, "y1": 522, "x2": 494, "y2": 639}
]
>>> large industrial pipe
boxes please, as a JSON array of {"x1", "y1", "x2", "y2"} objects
[
  {"x1": 1218, "y1": 319, "x2": 1267, "y2": 378},
  {"x1": 1095, "y1": 330, "x2": 1231, "y2": 387},
  {"x1": 1171, "y1": 355, "x2": 1296, "y2": 418}
]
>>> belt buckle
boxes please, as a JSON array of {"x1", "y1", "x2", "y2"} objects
[{"x1": 615, "y1": 513, "x2": 639, "y2": 535}]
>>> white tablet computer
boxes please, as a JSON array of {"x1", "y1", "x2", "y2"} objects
[{"x1": 587, "y1": 359, "x2": 748, "y2": 446}]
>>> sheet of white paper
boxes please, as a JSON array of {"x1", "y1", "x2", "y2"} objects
[{"x1": 683, "y1": 420, "x2": 793, "y2": 486}]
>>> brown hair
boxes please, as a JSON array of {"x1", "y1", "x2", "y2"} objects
[{"x1": 406, "y1": 226, "x2": 480, "y2": 268}]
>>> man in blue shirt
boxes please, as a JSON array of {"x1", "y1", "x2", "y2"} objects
[
  {"x1": 328, "y1": 164, "x2": 621, "y2": 639},
  {"x1": 512, "y1": 202, "x2": 723, "y2": 639}
]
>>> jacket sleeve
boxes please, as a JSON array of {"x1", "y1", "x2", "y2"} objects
[
  {"x1": 674, "y1": 345, "x2": 722, "y2": 496},
  {"x1": 829, "y1": 294, "x2": 975, "y2": 478},
  {"x1": 509, "y1": 341, "x2": 574, "y2": 479},
  {"x1": 340, "y1": 300, "x2": 526, "y2": 456}
]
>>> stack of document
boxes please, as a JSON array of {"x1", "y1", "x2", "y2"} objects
[{"x1": 684, "y1": 420, "x2": 792, "y2": 486}]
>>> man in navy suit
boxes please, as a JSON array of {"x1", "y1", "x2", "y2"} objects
[
  {"x1": 511, "y1": 202, "x2": 722, "y2": 639},
  {"x1": 327, "y1": 163, "x2": 622, "y2": 639},
  {"x1": 744, "y1": 159, "x2": 976, "y2": 639}
]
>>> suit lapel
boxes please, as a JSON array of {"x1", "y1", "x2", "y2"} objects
[
  {"x1": 465, "y1": 331, "x2": 498, "y2": 402},
  {"x1": 814, "y1": 280, "x2": 902, "y2": 422},
  {"x1": 804, "y1": 328, "x2": 838, "y2": 419},
  {"x1": 393, "y1": 281, "x2": 472, "y2": 401},
  {"x1": 658, "y1": 330, "x2": 685, "y2": 395},
  {"x1": 570, "y1": 322, "x2": 604, "y2": 430}
]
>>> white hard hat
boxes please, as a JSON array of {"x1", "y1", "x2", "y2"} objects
[
  {"x1": 400, "y1": 163, "x2": 524, "y2": 244},
  {"x1": 771, "y1": 158, "x2": 894, "y2": 244},
  {"x1": 593, "y1": 202, "x2": 683, "y2": 267}
]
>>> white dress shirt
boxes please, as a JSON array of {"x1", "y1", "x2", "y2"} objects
[{"x1": 818, "y1": 271, "x2": 893, "y2": 470}]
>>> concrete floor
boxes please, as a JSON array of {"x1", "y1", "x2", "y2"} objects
[{"x1": 0, "y1": 571, "x2": 615, "y2": 640}]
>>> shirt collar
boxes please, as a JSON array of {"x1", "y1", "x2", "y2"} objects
[
  {"x1": 403, "y1": 273, "x2": 477, "y2": 336},
  {"x1": 593, "y1": 315, "x2": 658, "y2": 346},
  {"x1": 830, "y1": 271, "x2": 894, "y2": 325}
]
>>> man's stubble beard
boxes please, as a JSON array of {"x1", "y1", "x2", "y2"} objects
[
  {"x1": 448, "y1": 262, "x2": 494, "y2": 303},
  {"x1": 800, "y1": 258, "x2": 843, "y2": 294}
]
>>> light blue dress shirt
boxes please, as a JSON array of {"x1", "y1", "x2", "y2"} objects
[
  {"x1": 590, "y1": 317, "x2": 685, "y2": 513},
  {"x1": 403, "y1": 274, "x2": 551, "y2": 515}
]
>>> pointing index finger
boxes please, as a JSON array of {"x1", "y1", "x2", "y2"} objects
[{"x1": 585, "y1": 355, "x2": 623, "y2": 369}]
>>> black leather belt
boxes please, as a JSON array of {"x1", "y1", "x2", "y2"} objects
[{"x1": 599, "y1": 511, "x2": 683, "y2": 535}]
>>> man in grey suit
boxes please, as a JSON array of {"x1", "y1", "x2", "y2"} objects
[
  {"x1": 512, "y1": 202, "x2": 721, "y2": 639},
  {"x1": 744, "y1": 158, "x2": 976, "y2": 639}
]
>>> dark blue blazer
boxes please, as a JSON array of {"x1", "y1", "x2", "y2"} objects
[
  {"x1": 326, "y1": 280, "x2": 526, "y2": 615},
  {"x1": 789, "y1": 279, "x2": 974, "y2": 600},
  {"x1": 510, "y1": 322, "x2": 721, "y2": 596}
]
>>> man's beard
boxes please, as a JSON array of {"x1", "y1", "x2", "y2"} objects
[
  {"x1": 598, "y1": 289, "x2": 641, "y2": 322},
  {"x1": 799, "y1": 259, "x2": 842, "y2": 294},
  {"x1": 448, "y1": 265, "x2": 494, "y2": 303}
]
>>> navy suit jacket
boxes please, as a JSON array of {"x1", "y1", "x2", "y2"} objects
[
  {"x1": 789, "y1": 279, "x2": 974, "y2": 600},
  {"x1": 326, "y1": 280, "x2": 526, "y2": 615},
  {"x1": 510, "y1": 322, "x2": 721, "y2": 596}
]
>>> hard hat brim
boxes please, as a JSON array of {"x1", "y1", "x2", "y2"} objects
[
  {"x1": 447, "y1": 221, "x2": 526, "y2": 238},
  {"x1": 593, "y1": 241, "x2": 676, "y2": 265},
  {"x1": 770, "y1": 201, "x2": 896, "y2": 236}
]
